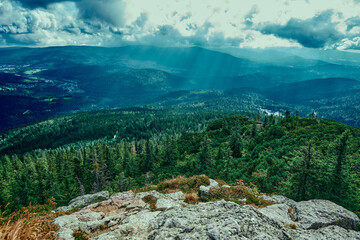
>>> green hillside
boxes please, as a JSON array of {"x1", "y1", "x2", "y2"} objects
[{"x1": 0, "y1": 110, "x2": 359, "y2": 217}]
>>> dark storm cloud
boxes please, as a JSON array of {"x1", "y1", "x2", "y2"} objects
[
  {"x1": 17, "y1": 0, "x2": 78, "y2": 9},
  {"x1": 16, "y1": 0, "x2": 127, "y2": 27},
  {"x1": 75, "y1": 0, "x2": 126, "y2": 26},
  {"x1": 260, "y1": 10, "x2": 343, "y2": 48}
]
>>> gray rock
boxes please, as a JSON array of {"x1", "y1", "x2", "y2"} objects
[
  {"x1": 76, "y1": 211, "x2": 104, "y2": 222},
  {"x1": 260, "y1": 194, "x2": 297, "y2": 207},
  {"x1": 149, "y1": 200, "x2": 291, "y2": 240},
  {"x1": 199, "y1": 178, "x2": 219, "y2": 201},
  {"x1": 53, "y1": 215, "x2": 79, "y2": 240},
  {"x1": 57, "y1": 228, "x2": 74, "y2": 240},
  {"x1": 91, "y1": 210, "x2": 160, "y2": 240},
  {"x1": 288, "y1": 225, "x2": 360, "y2": 240},
  {"x1": 56, "y1": 191, "x2": 109, "y2": 212},
  {"x1": 54, "y1": 189, "x2": 360, "y2": 240},
  {"x1": 259, "y1": 203, "x2": 295, "y2": 227},
  {"x1": 294, "y1": 199, "x2": 360, "y2": 230},
  {"x1": 165, "y1": 191, "x2": 185, "y2": 200},
  {"x1": 156, "y1": 198, "x2": 183, "y2": 210},
  {"x1": 53, "y1": 215, "x2": 79, "y2": 230}
]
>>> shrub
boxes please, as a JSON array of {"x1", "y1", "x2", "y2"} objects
[
  {"x1": 156, "y1": 175, "x2": 210, "y2": 193},
  {"x1": 209, "y1": 180, "x2": 272, "y2": 208},
  {"x1": 184, "y1": 193, "x2": 199, "y2": 204}
]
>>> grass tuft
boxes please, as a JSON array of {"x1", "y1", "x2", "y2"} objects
[
  {"x1": 142, "y1": 195, "x2": 158, "y2": 211},
  {"x1": 0, "y1": 198, "x2": 64, "y2": 240},
  {"x1": 184, "y1": 193, "x2": 199, "y2": 204}
]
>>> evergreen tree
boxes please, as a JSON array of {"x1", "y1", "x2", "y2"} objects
[
  {"x1": 199, "y1": 135, "x2": 211, "y2": 167},
  {"x1": 142, "y1": 138, "x2": 154, "y2": 172},
  {"x1": 162, "y1": 136, "x2": 179, "y2": 167},
  {"x1": 251, "y1": 120, "x2": 257, "y2": 138},
  {"x1": 230, "y1": 127, "x2": 243, "y2": 158},
  {"x1": 331, "y1": 130, "x2": 351, "y2": 203}
]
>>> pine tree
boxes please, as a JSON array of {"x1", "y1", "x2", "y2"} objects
[
  {"x1": 162, "y1": 136, "x2": 179, "y2": 167},
  {"x1": 331, "y1": 130, "x2": 351, "y2": 203},
  {"x1": 142, "y1": 138, "x2": 154, "y2": 172},
  {"x1": 230, "y1": 127, "x2": 243, "y2": 158},
  {"x1": 199, "y1": 135, "x2": 211, "y2": 167},
  {"x1": 285, "y1": 110, "x2": 291, "y2": 121},
  {"x1": 251, "y1": 120, "x2": 257, "y2": 138},
  {"x1": 293, "y1": 143, "x2": 315, "y2": 200}
]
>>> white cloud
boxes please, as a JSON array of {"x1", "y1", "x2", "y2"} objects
[{"x1": 1, "y1": 0, "x2": 360, "y2": 49}]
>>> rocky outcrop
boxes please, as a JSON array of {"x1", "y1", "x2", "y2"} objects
[
  {"x1": 54, "y1": 190, "x2": 188, "y2": 239},
  {"x1": 54, "y1": 179, "x2": 360, "y2": 240},
  {"x1": 56, "y1": 191, "x2": 109, "y2": 212},
  {"x1": 148, "y1": 201, "x2": 291, "y2": 240}
]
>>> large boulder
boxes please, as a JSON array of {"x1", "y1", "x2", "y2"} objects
[
  {"x1": 54, "y1": 190, "x2": 188, "y2": 239},
  {"x1": 148, "y1": 200, "x2": 291, "y2": 240},
  {"x1": 294, "y1": 199, "x2": 360, "y2": 230},
  {"x1": 56, "y1": 191, "x2": 109, "y2": 212}
]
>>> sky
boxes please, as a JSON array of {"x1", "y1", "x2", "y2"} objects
[{"x1": 1, "y1": 0, "x2": 360, "y2": 50}]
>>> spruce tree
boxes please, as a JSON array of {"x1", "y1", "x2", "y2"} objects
[{"x1": 230, "y1": 127, "x2": 243, "y2": 158}]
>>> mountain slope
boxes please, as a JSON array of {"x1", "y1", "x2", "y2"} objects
[
  {"x1": 263, "y1": 78, "x2": 360, "y2": 103},
  {"x1": 1, "y1": 46, "x2": 360, "y2": 130}
]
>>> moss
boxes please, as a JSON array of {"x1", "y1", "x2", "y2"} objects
[
  {"x1": 73, "y1": 231, "x2": 89, "y2": 240},
  {"x1": 246, "y1": 194, "x2": 272, "y2": 207},
  {"x1": 355, "y1": 224, "x2": 360, "y2": 232}
]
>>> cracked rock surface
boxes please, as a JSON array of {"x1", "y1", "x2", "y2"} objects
[{"x1": 54, "y1": 180, "x2": 360, "y2": 240}]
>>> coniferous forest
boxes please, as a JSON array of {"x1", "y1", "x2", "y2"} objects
[{"x1": 0, "y1": 108, "x2": 359, "y2": 217}]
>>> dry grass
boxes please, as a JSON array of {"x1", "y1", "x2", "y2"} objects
[
  {"x1": 288, "y1": 207, "x2": 295, "y2": 221},
  {"x1": 136, "y1": 176, "x2": 271, "y2": 207},
  {"x1": 156, "y1": 175, "x2": 210, "y2": 193},
  {"x1": 0, "y1": 198, "x2": 65, "y2": 240},
  {"x1": 136, "y1": 175, "x2": 210, "y2": 194},
  {"x1": 184, "y1": 193, "x2": 199, "y2": 204}
]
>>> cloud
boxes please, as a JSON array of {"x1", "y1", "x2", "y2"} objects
[
  {"x1": 76, "y1": 0, "x2": 126, "y2": 26},
  {"x1": 260, "y1": 11, "x2": 343, "y2": 48},
  {"x1": 244, "y1": 5, "x2": 259, "y2": 27},
  {"x1": 16, "y1": 0, "x2": 78, "y2": 9},
  {"x1": 1, "y1": 0, "x2": 360, "y2": 49}
]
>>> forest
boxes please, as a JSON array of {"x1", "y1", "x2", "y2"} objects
[{"x1": 0, "y1": 110, "x2": 359, "y2": 217}]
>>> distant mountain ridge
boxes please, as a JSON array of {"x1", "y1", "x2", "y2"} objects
[
  {"x1": 263, "y1": 78, "x2": 360, "y2": 103},
  {"x1": 1, "y1": 45, "x2": 360, "y2": 130}
]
